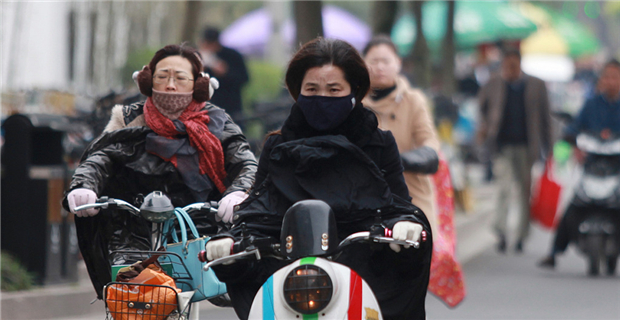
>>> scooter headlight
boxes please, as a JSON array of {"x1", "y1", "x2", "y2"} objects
[{"x1": 283, "y1": 265, "x2": 333, "y2": 314}]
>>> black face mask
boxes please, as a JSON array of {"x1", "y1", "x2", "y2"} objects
[{"x1": 297, "y1": 93, "x2": 356, "y2": 131}]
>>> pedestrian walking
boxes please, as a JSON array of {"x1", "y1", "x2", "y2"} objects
[
  {"x1": 476, "y1": 48, "x2": 553, "y2": 253},
  {"x1": 199, "y1": 26, "x2": 249, "y2": 123},
  {"x1": 362, "y1": 35, "x2": 465, "y2": 307}
]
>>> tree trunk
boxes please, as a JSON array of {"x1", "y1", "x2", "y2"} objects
[
  {"x1": 409, "y1": 1, "x2": 430, "y2": 88},
  {"x1": 293, "y1": 1, "x2": 323, "y2": 48},
  {"x1": 181, "y1": 1, "x2": 201, "y2": 43},
  {"x1": 372, "y1": 1, "x2": 398, "y2": 35},
  {"x1": 442, "y1": 0, "x2": 456, "y2": 95}
]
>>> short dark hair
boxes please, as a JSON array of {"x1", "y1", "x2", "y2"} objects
[
  {"x1": 202, "y1": 27, "x2": 220, "y2": 43},
  {"x1": 503, "y1": 48, "x2": 521, "y2": 61},
  {"x1": 362, "y1": 34, "x2": 399, "y2": 56},
  {"x1": 285, "y1": 37, "x2": 370, "y2": 103},
  {"x1": 604, "y1": 59, "x2": 620, "y2": 70},
  {"x1": 148, "y1": 43, "x2": 203, "y2": 80}
]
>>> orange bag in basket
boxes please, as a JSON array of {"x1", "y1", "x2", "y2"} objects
[{"x1": 106, "y1": 264, "x2": 180, "y2": 320}]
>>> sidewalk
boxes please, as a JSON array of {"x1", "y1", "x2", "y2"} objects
[{"x1": 0, "y1": 182, "x2": 496, "y2": 320}]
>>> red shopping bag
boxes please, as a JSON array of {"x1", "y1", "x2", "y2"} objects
[{"x1": 531, "y1": 158, "x2": 561, "y2": 229}]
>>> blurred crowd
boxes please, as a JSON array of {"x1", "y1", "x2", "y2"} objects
[{"x1": 2, "y1": 2, "x2": 620, "y2": 313}]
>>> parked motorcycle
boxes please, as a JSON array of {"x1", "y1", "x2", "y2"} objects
[
  {"x1": 199, "y1": 199, "x2": 427, "y2": 319},
  {"x1": 572, "y1": 132, "x2": 620, "y2": 275}
]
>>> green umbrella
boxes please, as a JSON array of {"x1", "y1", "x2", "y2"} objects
[
  {"x1": 539, "y1": 4, "x2": 600, "y2": 57},
  {"x1": 391, "y1": 1, "x2": 538, "y2": 56}
]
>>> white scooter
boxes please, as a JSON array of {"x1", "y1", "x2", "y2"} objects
[{"x1": 199, "y1": 199, "x2": 427, "y2": 319}]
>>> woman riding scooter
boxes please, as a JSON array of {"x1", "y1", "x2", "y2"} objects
[
  {"x1": 206, "y1": 37, "x2": 432, "y2": 320},
  {"x1": 62, "y1": 44, "x2": 257, "y2": 299}
]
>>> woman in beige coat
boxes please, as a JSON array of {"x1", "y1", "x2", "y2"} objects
[
  {"x1": 362, "y1": 35, "x2": 466, "y2": 307},
  {"x1": 362, "y1": 35, "x2": 440, "y2": 230}
]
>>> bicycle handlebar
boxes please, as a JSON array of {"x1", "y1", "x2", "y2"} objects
[
  {"x1": 182, "y1": 202, "x2": 218, "y2": 214},
  {"x1": 74, "y1": 198, "x2": 140, "y2": 216},
  {"x1": 73, "y1": 197, "x2": 218, "y2": 216}
]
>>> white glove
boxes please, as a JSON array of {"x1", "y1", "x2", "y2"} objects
[
  {"x1": 206, "y1": 237, "x2": 234, "y2": 261},
  {"x1": 217, "y1": 191, "x2": 248, "y2": 224},
  {"x1": 389, "y1": 221, "x2": 423, "y2": 253},
  {"x1": 67, "y1": 188, "x2": 99, "y2": 217}
]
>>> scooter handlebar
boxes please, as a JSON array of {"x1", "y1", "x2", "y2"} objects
[
  {"x1": 198, "y1": 227, "x2": 427, "y2": 268},
  {"x1": 338, "y1": 231, "x2": 422, "y2": 249},
  {"x1": 201, "y1": 248, "x2": 261, "y2": 271}
]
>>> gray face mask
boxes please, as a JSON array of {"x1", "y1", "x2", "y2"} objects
[
  {"x1": 297, "y1": 94, "x2": 356, "y2": 131},
  {"x1": 151, "y1": 89, "x2": 193, "y2": 120}
]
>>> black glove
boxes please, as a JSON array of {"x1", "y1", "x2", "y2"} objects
[{"x1": 401, "y1": 146, "x2": 439, "y2": 174}]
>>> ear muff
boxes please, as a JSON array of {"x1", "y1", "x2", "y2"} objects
[
  {"x1": 193, "y1": 74, "x2": 211, "y2": 102},
  {"x1": 136, "y1": 65, "x2": 153, "y2": 97},
  {"x1": 134, "y1": 66, "x2": 218, "y2": 102}
]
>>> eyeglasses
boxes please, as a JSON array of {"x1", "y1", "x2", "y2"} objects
[{"x1": 152, "y1": 73, "x2": 194, "y2": 86}]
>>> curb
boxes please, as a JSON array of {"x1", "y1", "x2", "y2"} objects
[
  {"x1": 454, "y1": 183, "x2": 496, "y2": 263},
  {"x1": 1, "y1": 263, "x2": 99, "y2": 320}
]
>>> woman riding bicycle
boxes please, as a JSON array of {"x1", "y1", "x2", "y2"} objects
[{"x1": 63, "y1": 43, "x2": 257, "y2": 299}]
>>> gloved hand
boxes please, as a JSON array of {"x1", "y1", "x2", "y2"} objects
[
  {"x1": 206, "y1": 237, "x2": 234, "y2": 261},
  {"x1": 217, "y1": 191, "x2": 248, "y2": 224},
  {"x1": 400, "y1": 146, "x2": 439, "y2": 174},
  {"x1": 389, "y1": 221, "x2": 424, "y2": 253},
  {"x1": 67, "y1": 188, "x2": 99, "y2": 217}
]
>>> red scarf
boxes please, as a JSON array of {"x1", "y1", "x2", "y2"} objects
[{"x1": 144, "y1": 97, "x2": 227, "y2": 193}]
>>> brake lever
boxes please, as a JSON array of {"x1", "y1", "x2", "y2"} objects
[
  {"x1": 372, "y1": 236, "x2": 420, "y2": 249},
  {"x1": 203, "y1": 248, "x2": 261, "y2": 271}
]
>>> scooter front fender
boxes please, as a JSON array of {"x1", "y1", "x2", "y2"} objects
[{"x1": 248, "y1": 257, "x2": 383, "y2": 320}]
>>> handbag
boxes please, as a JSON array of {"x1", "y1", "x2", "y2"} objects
[
  {"x1": 106, "y1": 261, "x2": 179, "y2": 320},
  {"x1": 531, "y1": 158, "x2": 562, "y2": 229},
  {"x1": 162, "y1": 208, "x2": 227, "y2": 302}
]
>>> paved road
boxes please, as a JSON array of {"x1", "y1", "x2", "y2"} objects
[
  {"x1": 53, "y1": 217, "x2": 620, "y2": 320},
  {"x1": 425, "y1": 225, "x2": 620, "y2": 320}
]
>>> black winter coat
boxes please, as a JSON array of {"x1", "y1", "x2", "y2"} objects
[
  {"x1": 213, "y1": 104, "x2": 432, "y2": 320},
  {"x1": 64, "y1": 102, "x2": 257, "y2": 299}
]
